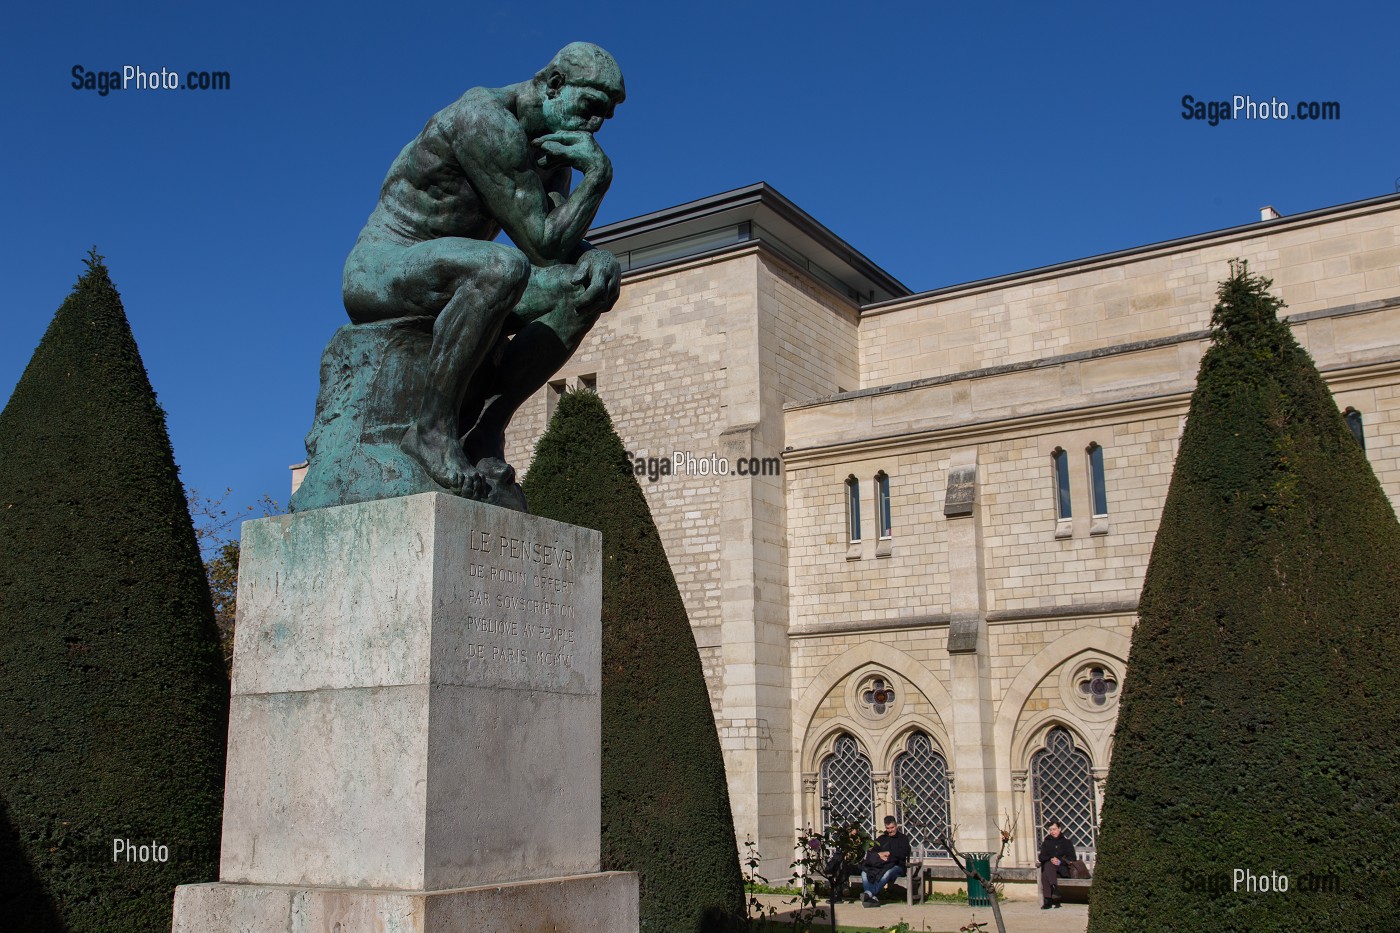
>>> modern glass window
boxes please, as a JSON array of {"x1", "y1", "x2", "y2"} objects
[
  {"x1": 1052, "y1": 448, "x2": 1072, "y2": 520},
  {"x1": 1031, "y1": 727, "x2": 1097, "y2": 855},
  {"x1": 820, "y1": 734, "x2": 874, "y2": 837},
  {"x1": 846, "y1": 475, "x2": 861, "y2": 542},
  {"x1": 1086, "y1": 443, "x2": 1108, "y2": 517},
  {"x1": 893, "y1": 732, "x2": 951, "y2": 856},
  {"x1": 876, "y1": 471, "x2": 892, "y2": 538},
  {"x1": 1345, "y1": 408, "x2": 1365, "y2": 449}
]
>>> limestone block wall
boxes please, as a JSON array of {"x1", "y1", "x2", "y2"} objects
[
  {"x1": 859, "y1": 198, "x2": 1400, "y2": 388},
  {"x1": 508, "y1": 252, "x2": 760, "y2": 682},
  {"x1": 787, "y1": 451, "x2": 953, "y2": 628},
  {"x1": 758, "y1": 255, "x2": 860, "y2": 400},
  {"x1": 978, "y1": 411, "x2": 1182, "y2": 615}
]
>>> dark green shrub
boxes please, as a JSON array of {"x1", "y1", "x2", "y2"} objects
[
  {"x1": 524, "y1": 389, "x2": 744, "y2": 932},
  {"x1": 0, "y1": 255, "x2": 229, "y2": 931},
  {"x1": 1089, "y1": 264, "x2": 1400, "y2": 931}
]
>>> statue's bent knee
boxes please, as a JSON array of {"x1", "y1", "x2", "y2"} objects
[{"x1": 466, "y1": 245, "x2": 531, "y2": 305}]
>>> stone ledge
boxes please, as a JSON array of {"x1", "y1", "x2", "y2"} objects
[{"x1": 174, "y1": 872, "x2": 639, "y2": 933}]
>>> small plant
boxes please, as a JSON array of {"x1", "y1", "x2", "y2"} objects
[
  {"x1": 744, "y1": 882, "x2": 802, "y2": 896},
  {"x1": 939, "y1": 812, "x2": 1017, "y2": 933},
  {"x1": 743, "y1": 836, "x2": 780, "y2": 930}
]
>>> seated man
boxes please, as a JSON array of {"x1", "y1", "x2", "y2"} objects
[
  {"x1": 860, "y1": 815, "x2": 911, "y2": 906},
  {"x1": 1037, "y1": 820, "x2": 1076, "y2": 909}
]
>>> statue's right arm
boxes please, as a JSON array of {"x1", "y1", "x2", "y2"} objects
[{"x1": 453, "y1": 100, "x2": 610, "y2": 266}]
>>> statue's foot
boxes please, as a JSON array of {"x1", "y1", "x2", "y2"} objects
[
  {"x1": 477, "y1": 457, "x2": 528, "y2": 512},
  {"x1": 402, "y1": 422, "x2": 487, "y2": 499}
]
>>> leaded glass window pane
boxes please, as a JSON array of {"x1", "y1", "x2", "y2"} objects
[
  {"x1": 1031, "y1": 727, "x2": 1096, "y2": 854},
  {"x1": 820, "y1": 735, "x2": 874, "y2": 837},
  {"x1": 893, "y1": 732, "x2": 950, "y2": 856}
]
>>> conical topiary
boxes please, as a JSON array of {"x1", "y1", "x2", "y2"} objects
[
  {"x1": 0, "y1": 253, "x2": 229, "y2": 931},
  {"x1": 523, "y1": 389, "x2": 744, "y2": 932},
  {"x1": 1088, "y1": 263, "x2": 1400, "y2": 931}
]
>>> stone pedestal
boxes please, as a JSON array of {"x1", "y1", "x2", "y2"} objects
[{"x1": 174, "y1": 493, "x2": 638, "y2": 932}]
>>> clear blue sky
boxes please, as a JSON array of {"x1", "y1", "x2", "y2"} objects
[{"x1": 4, "y1": 1, "x2": 1397, "y2": 519}]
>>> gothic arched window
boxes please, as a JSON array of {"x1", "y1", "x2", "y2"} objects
[
  {"x1": 893, "y1": 732, "x2": 951, "y2": 856},
  {"x1": 1030, "y1": 727, "x2": 1097, "y2": 854},
  {"x1": 820, "y1": 734, "x2": 874, "y2": 837}
]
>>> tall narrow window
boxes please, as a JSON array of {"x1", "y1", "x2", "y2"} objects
[
  {"x1": 1344, "y1": 408, "x2": 1365, "y2": 449},
  {"x1": 578, "y1": 373, "x2": 598, "y2": 394},
  {"x1": 1052, "y1": 448, "x2": 1072, "y2": 520},
  {"x1": 546, "y1": 379, "x2": 567, "y2": 421},
  {"x1": 846, "y1": 475, "x2": 861, "y2": 543},
  {"x1": 876, "y1": 472, "x2": 892, "y2": 539},
  {"x1": 1086, "y1": 443, "x2": 1108, "y2": 517}
]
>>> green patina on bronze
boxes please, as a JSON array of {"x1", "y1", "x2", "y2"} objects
[{"x1": 292, "y1": 42, "x2": 625, "y2": 513}]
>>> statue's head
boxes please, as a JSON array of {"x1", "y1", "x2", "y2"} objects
[{"x1": 536, "y1": 42, "x2": 625, "y2": 134}]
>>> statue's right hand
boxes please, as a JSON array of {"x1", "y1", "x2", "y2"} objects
[{"x1": 532, "y1": 131, "x2": 610, "y2": 177}]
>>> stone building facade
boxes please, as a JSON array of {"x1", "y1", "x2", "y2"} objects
[{"x1": 494, "y1": 184, "x2": 1400, "y2": 877}]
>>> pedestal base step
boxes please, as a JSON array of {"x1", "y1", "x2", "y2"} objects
[{"x1": 174, "y1": 871, "x2": 638, "y2": 933}]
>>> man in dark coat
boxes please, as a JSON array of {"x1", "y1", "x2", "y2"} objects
[
  {"x1": 1037, "y1": 820, "x2": 1077, "y2": 908},
  {"x1": 861, "y1": 815, "x2": 912, "y2": 905}
]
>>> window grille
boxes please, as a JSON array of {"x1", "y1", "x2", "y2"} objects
[
  {"x1": 1031, "y1": 727, "x2": 1097, "y2": 854},
  {"x1": 893, "y1": 732, "x2": 950, "y2": 856},
  {"x1": 821, "y1": 735, "x2": 874, "y2": 837}
]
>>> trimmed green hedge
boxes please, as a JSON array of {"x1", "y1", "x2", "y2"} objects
[
  {"x1": 524, "y1": 390, "x2": 744, "y2": 932},
  {"x1": 1089, "y1": 265, "x2": 1400, "y2": 931},
  {"x1": 0, "y1": 255, "x2": 229, "y2": 931}
]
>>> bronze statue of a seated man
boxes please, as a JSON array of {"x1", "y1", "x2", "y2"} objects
[{"x1": 298, "y1": 42, "x2": 624, "y2": 511}]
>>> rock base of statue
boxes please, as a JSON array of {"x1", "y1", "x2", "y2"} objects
[
  {"x1": 289, "y1": 319, "x2": 527, "y2": 513},
  {"x1": 172, "y1": 493, "x2": 637, "y2": 933}
]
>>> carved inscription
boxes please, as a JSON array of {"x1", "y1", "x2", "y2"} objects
[
  {"x1": 460, "y1": 529, "x2": 580, "y2": 670},
  {"x1": 944, "y1": 466, "x2": 977, "y2": 517}
]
